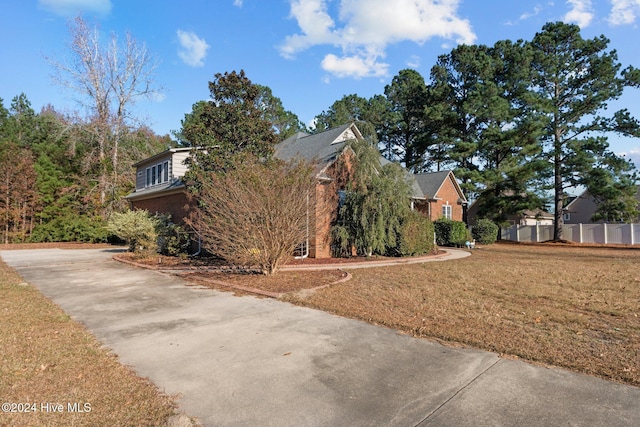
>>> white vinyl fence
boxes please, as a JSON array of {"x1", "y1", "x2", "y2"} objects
[{"x1": 501, "y1": 223, "x2": 640, "y2": 245}]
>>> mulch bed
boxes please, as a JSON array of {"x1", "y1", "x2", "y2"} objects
[{"x1": 183, "y1": 269, "x2": 350, "y2": 297}]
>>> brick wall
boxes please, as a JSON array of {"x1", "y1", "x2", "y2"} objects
[
  {"x1": 130, "y1": 191, "x2": 193, "y2": 225},
  {"x1": 416, "y1": 176, "x2": 464, "y2": 222}
]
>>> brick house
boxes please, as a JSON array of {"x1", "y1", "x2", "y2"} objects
[
  {"x1": 411, "y1": 170, "x2": 467, "y2": 222},
  {"x1": 125, "y1": 123, "x2": 467, "y2": 257}
]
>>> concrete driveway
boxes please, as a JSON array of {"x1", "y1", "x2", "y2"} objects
[{"x1": 1, "y1": 248, "x2": 638, "y2": 426}]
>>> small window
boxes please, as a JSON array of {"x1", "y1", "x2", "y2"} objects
[
  {"x1": 146, "y1": 168, "x2": 151, "y2": 187},
  {"x1": 563, "y1": 212, "x2": 571, "y2": 221},
  {"x1": 157, "y1": 163, "x2": 163, "y2": 184},
  {"x1": 151, "y1": 165, "x2": 156, "y2": 185},
  {"x1": 163, "y1": 161, "x2": 169, "y2": 182},
  {"x1": 442, "y1": 204, "x2": 452, "y2": 220}
]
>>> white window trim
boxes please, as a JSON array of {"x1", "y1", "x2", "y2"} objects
[
  {"x1": 442, "y1": 203, "x2": 452, "y2": 220},
  {"x1": 145, "y1": 160, "x2": 171, "y2": 188}
]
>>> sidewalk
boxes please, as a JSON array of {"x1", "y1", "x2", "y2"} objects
[{"x1": 281, "y1": 248, "x2": 471, "y2": 270}]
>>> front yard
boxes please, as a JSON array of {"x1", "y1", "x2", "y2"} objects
[{"x1": 188, "y1": 243, "x2": 640, "y2": 386}]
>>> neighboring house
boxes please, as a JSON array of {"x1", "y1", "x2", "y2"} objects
[
  {"x1": 124, "y1": 147, "x2": 193, "y2": 225},
  {"x1": 513, "y1": 208, "x2": 554, "y2": 225},
  {"x1": 125, "y1": 123, "x2": 467, "y2": 258},
  {"x1": 411, "y1": 171, "x2": 467, "y2": 222},
  {"x1": 563, "y1": 186, "x2": 640, "y2": 224},
  {"x1": 466, "y1": 198, "x2": 553, "y2": 226}
]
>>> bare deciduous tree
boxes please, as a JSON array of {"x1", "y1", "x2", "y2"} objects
[
  {"x1": 187, "y1": 157, "x2": 317, "y2": 275},
  {"x1": 47, "y1": 16, "x2": 160, "y2": 211}
]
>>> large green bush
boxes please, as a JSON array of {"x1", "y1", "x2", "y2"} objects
[
  {"x1": 107, "y1": 210, "x2": 158, "y2": 253},
  {"x1": 397, "y1": 211, "x2": 435, "y2": 256},
  {"x1": 434, "y1": 218, "x2": 470, "y2": 247},
  {"x1": 472, "y1": 218, "x2": 499, "y2": 245},
  {"x1": 30, "y1": 214, "x2": 108, "y2": 243}
]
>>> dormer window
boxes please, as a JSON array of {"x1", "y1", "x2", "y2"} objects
[{"x1": 145, "y1": 160, "x2": 170, "y2": 188}]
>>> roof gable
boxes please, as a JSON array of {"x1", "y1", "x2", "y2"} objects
[
  {"x1": 274, "y1": 123, "x2": 362, "y2": 173},
  {"x1": 413, "y1": 170, "x2": 466, "y2": 203},
  {"x1": 133, "y1": 147, "x2": 192, "y2": 168}
]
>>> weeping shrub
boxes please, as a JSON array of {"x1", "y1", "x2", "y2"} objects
[{"x1": 332, "y1": 139, "x2": 412, "y2": 257}]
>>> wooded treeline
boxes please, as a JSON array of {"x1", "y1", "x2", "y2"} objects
[{"x1": 0, "y1": 94, "x2": 170, "y2": 244}]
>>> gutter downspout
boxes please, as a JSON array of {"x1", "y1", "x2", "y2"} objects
[{"x1": 295, "y1": 192, "x2": 310, "y2": 259}]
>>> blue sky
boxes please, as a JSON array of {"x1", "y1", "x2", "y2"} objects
[{"x1": 2, "y1": 0, "x2": 640, "y2": 165}]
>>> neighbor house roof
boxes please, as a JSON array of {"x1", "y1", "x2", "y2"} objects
[{"x1": 520, "y1": 208, "x2": 554, "y2": 220}]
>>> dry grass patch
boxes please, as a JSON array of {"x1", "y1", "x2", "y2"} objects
[
  {"x1": 0, "y1": 257, "x2": 178, "y2": 427},
  {"x1": 284, "y1": 244, "x2": 640, "y2": 386}
]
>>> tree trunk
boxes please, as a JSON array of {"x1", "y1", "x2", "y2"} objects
[{"x1": 553, "y1": 124, "x2": 563, "y2": 241}]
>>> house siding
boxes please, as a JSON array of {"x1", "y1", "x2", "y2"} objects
[{"x1": 172, "y1": 152, "x2": 190, "y2": 178}]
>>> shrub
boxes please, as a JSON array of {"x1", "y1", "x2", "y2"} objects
[
  {"x1": 154, "y1": 214, "x2": 191, "y2": 256},
  {"x1": 332, "y1": 139, "x2": 412, "y2": 257},
  {"x1": 397, "y1": 211, "x2": 435, "y2": 256},
  {"x1": 30, "y1": 214, "x2": 108, "y2": 243},
  {"x1": 188, "y1": 157, "x2": 316, "y2": 275},
  {"x1": 434, "y1": 218, "x2": 470, "y2": 247},
  {"x1": 472, "y1": 218, "x2": 499, "y2": 245},
  {"x1": 107, "y1": 210, "x2": 158, "y2": 253}
]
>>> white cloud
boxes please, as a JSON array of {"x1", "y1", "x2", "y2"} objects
[
  {"x1": 233, "y1": 0, "x2": 243, "y2": 7},
  {"x1": 176, "y1": 30, "x2": 210, "y2": 67},
  {"x1": 564, "y1": 0, "x2": 594, "y2": 28},
  {"x1": 617, "y1": 146, "x2": 640, "y2": 168},
  {"x1": 609, "y1": 0, "x2": 640, "y2": 25},
  {"x1": 280, "y1": 0, "x2": 476, "y2": 79},
  {"x1": 520, "y1": 5, "x2": 543, "y2": 21},
  {"x1": 406, "y1": 55, "x2": 421, "y2": 69},
  {"x1": 38, "y1": 0, "x2": 112, "y2": 16},
  {"x1": 321, "y1": 53, "x2": 389, "y2": 78}
]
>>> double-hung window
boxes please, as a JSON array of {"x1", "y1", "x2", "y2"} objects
[{"x1": 442, "y1": 204, "x2": 452, "y2": 220}]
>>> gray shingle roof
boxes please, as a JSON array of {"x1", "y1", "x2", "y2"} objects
[
  {"x1": 413, "y1": 170, "x2": 464, "y2": 201},
  {"x1": 274, "y1": 123, "x2": 354, "y2": 167}
]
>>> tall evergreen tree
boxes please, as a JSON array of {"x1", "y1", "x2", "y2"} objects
[
  {"x1": 382, "y1": 69, "x2": 429, "y2": 172},
  {"x1": 255, "y1": 84, "x2": 306, "y2": 141},
  {"x1": 471, "y1": 40, "x2": 547, "y2": 222},
  {"x1": 430, "y1": 45, "x2": 490, "y2": 194},
  {"x1": 529, "y1": 22, "x2": 640, "y2": 239},
  {"x1": 179, "y1": 70, "x2": 279, "y2": 186}
]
